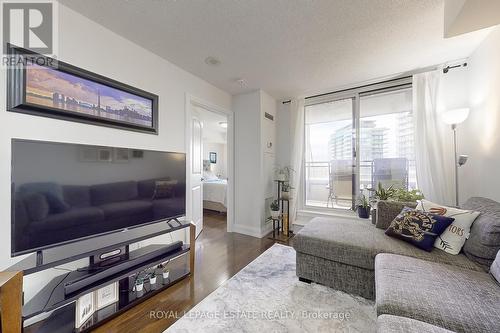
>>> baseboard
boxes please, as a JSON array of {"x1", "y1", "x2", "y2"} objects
[{"x1": 232, "y1": 223, "x2": 273, "y2": 238}]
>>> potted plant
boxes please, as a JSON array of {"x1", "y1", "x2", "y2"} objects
[
  {"x1": 356, "y1": 194, "x2": 370, "y2": 219},
  {"x1": 270, "y1": 200, "x2": 280, "y2": 219},
  {"x1": 157, "y1": 263, "x2": 170, "y2": 280},
  {"x1": 149, "y1": 272, "x2": 157, "y2": 285},
  {"x1": 134, "y1": 277, "x2": 144, "y2": 292},
  {"x1": 368, "y1": 183, "x2": 396, "y2": 224},
  {"x1": 392, "y1": 188, "x2": 424, "y2": 202},
  {"x1": 275, "y1": 166, "x2": 295, "y2": 182},
  {"x1": 281, "y1": 183, "x2": 293, "y2": 200}
]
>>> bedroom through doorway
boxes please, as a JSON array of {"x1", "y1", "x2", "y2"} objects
[{"x1": 198, "y1": 107, "x2": 228, "y2": 231}]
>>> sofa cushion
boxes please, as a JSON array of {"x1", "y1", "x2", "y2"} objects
[
  {"x1": 375, "y1": 253, "x2": 500, "y2": 333},
  {"x1": 293, "y1": 217, "x2": 481, "y2": 271},
  {"x1": 462, "y1": 197, "x2": 500, "y2": 270},
  {"x1": 385, "y1": 207, "x2": 454, "y2": 251},
  {"x1": 417, "y1": 199, "x2": 480, "y2": 255},
  {"x1": 31, "y1": 207, "x2": 105, "y2": 231},
  {"x1": 90, "y1": 181, "x2": 138, "y2": 205},
  {"x1": 491, "y1": 250, "x2": 500, "y2": 284},
  {"x1": 99, "y1": 200, "x2": 153, "y2": 220},
  {"x1": 63, "y1": 185, "x2": 92, "y2": 208},
  {"x1": 377, "y1": 315, "x2": 455, "y2": 333}
]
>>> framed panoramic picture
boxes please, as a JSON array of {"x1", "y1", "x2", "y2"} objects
[{"x1": 6, "y1": 44, "x2": 159, "y2": 134}]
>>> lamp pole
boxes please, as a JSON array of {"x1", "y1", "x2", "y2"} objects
[{"x1": 452, "y1": 124, "x2": 459, "y2": 207}]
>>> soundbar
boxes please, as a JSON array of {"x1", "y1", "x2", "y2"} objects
[{"x1": 64, "y1": 241, "x2": 183, "y2": 295}]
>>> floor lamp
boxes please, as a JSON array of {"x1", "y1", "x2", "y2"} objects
[{"x1": 442, "y1": 108, "x2": 470, "y2": 207}]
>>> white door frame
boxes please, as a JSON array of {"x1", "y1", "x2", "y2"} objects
[{"x1": 185, "y1": 94, "x2": 234, "y2": 233}]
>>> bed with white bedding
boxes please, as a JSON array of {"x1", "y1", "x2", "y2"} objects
[{"x1": 203, "y1": 178, "x2": 227, "y2": 212}]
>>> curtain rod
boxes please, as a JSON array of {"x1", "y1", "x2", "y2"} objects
[{"x1": 282, "y1": 62, "x2": 467, "y2": 104}]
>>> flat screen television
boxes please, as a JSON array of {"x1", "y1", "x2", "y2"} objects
[{"x1": 11, "y1": 139, "x2": 186, "y2": 256}]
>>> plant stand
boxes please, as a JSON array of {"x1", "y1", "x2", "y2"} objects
[{"x1": 268, "y1": 180, "x2": 294, "y2": 243}]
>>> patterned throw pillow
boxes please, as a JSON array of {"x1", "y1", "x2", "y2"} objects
[
  {"x1": 385, "y1": 207, "x2": 455, "y2": 252},
  {"x1": 152, "y1": 180, "x2": 178, "y2": 199},
  {"x1": 417, "y1": 199, "x2": 480, "y2": 255}
]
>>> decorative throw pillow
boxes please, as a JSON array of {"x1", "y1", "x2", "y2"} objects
[
  {"x1": 44, "y1": 191, "x2": 71, "y2": 213},
  {"x1": 491, "y1": 250, "x2": 500, "y2": 284},
  {"x1": 417, "y1": 199, "x2": 480, "y2": 255},
  {"x1": 385, "y1": 207, "x2": 455, "y2": 252},
  {"x1": 152, "y1": 180, "x2": 178, "y2": 199}
]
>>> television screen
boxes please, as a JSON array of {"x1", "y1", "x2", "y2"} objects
[{"x1": 11, "y1": 139, "x2": 186, "y2": 256}]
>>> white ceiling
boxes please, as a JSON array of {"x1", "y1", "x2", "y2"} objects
[
  {"x1": 196, "y1": 107, "x2": 227, "y2": 144},
  {"x1": 60, "y1": 0, "x2": 492, "y2": 100}
]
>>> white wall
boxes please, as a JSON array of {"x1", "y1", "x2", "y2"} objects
[
  {"x1": 203, "y1": 142, "x2": 227, "y2": 178},
  {"x1": 459, "y1": 26, "x2": 500, "y2": 202},
  {"x1": 0, "y1": 4, "x2": 231, "y2": 302},
  {"x1": 233, "y1": 90, "x2": 277, "y2": 237}
]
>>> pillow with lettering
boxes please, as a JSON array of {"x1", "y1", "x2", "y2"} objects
[
  {"x1": 385, "y1": 207, "x2": 454, "y2": 252},
  {"x1": 417, "y1": 199, "x2": 480, "y2": 255}
]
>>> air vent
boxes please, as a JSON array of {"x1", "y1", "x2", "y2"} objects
[{"x1": 264, "y1": 112, "x2": 274, "y2": 121}]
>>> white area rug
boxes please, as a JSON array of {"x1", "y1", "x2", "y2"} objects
[{"x1": 167, "y1": 244, "x2": 376, "y2": 333}]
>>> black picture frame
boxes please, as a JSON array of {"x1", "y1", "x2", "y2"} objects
[
  {"x1": 209, "y1": 152, "x2": 217, "y2": 164},
  {"x1": 6, "y1": 44, "x2": 159, "y2": 134}
]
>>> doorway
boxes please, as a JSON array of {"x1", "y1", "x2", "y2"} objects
[{"x1": 185, "y1": 95, "x2": 233, "y2": 238}]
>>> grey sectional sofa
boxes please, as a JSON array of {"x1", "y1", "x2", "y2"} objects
[{"x1": 293, "y1": 197, "x2": 500, "y2": 333}]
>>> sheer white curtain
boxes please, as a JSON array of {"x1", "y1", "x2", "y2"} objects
[
  {"x1": 413, "y1": 70, "x2": 454, "y2": 205},
  {"x1": 289, "y1": 99, "x2": 305, "y2": 224}
]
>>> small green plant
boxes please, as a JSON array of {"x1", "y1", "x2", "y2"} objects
[
  {"x1": 270, "y1": 200, "x2": 280, "y2": 211},
  {"x1": 393, "y1": 188, "x2": 424, "y2": 202},
  {"x1": 281, "y1": 182, "x2": 294, "y2": 192},
  {"x1": 370, "y1": 183, "x2": 396, "y2": 201},
  {"x1": 356, "y1": 194, "x2": 370, "y2": 209},
  {"x1": 275, "y1": 166, "x2": 295, "y2": 183}
]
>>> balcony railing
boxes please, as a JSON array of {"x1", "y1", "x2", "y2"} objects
[{"x1": 305, "y1": 160, "x2": 417, "y2": 209}]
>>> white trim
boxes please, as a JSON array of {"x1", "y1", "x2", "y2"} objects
[
  {"x1": 185, "y1": 94, "x2": 234, "y2": 234},
  {"x1": 232, "y1": 223, "x2": 273, "y2": 239}
]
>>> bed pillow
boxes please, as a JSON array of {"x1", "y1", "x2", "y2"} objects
[
  {"x1": 385, "y1": 207, "x2": 455, "y2": 252},
  {"x1": 417, "y1": 199, "x2": 480, "y2": 255}
]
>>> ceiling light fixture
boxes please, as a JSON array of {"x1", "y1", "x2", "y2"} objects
[
  {"x1": 205, "y1": 56, "x2": 221, "y2": 66},
  {"x1": 219, "y1": 121, "x2": 228, "y2": 128}
]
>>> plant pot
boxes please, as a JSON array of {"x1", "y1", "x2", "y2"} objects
[
  {"x1": 281, "y1": 192, "x2": 290, "y2": 200},
  {"x1": 135, "y1": 282, "x2": 144, "y2": 292},
  {"x1": 357, "y1": 206, "x2": 370, "y2": 219},
  {"x1": 163, "y1": 270, "x2": 170, "y2": 279},
  {"x1": 271, "y1": 210, "x2": 280, "y2": 219},
  {"x1": 149, "y1": 276, "x2": 157, "y2": 285},
  {"x1": 371, "y1": 209, "x2": 377, "y2": 225}
]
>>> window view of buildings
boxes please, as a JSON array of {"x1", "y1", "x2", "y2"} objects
[{"x1": 305, "y1": 88, "x2": 416, "y2": 209}]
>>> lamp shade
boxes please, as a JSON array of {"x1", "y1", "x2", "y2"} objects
[{"x1": 442, "y1": 108, "x2": 470, "y2": 125}]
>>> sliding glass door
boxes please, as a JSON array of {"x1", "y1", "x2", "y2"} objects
[
  {"x1": 359, "y1": 87, "x2": 417, "y2": 191},
  {"x1": 305, "y1": 97, "x2": 355, "y2": 209},
  {"x1": 303, "y1": 79, "x2": 415, "y2": 212}
]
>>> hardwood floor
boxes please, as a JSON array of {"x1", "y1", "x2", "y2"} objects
[{"x1": 95, "y1": 210, "x2": 278, "y2": 333}]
